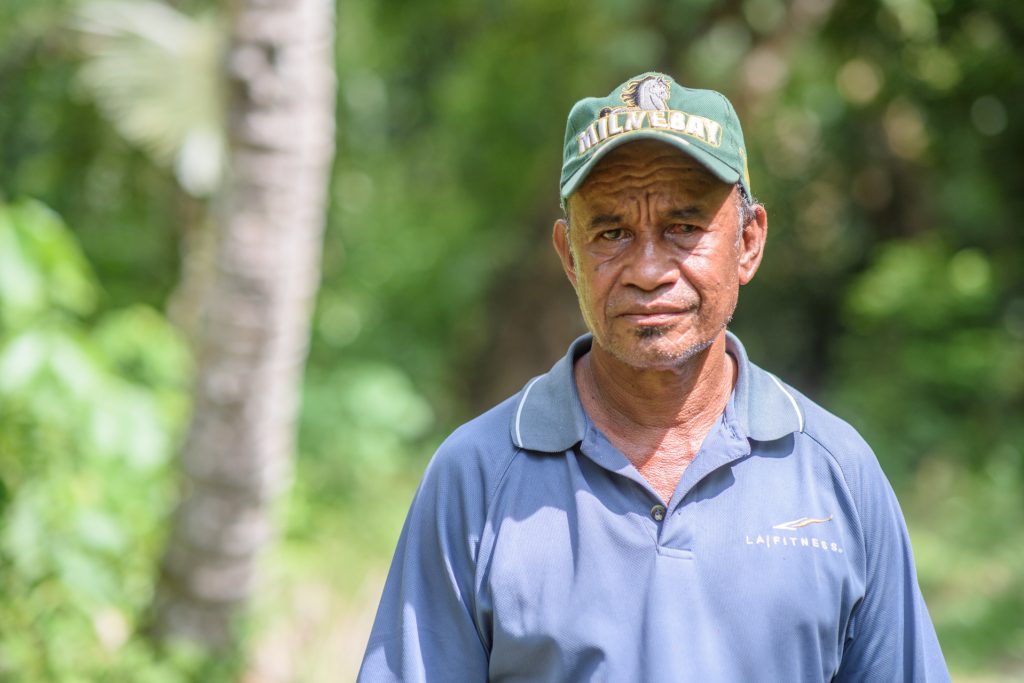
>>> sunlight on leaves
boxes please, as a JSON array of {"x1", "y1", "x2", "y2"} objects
[{"x1": 74, "y1": 0, "x2": 226, "y2": 196}]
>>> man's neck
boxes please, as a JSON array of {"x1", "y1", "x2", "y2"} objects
[
  {"x1": 578, "y1": 332, "x2": 736, "y2": 434},
  {"x1": 574, "y1": 332, "x2": 737, "y2": 503}
]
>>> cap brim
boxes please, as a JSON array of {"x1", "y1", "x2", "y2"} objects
[{"x1": 560, "y1": 130, "x2": 741, "y2": 204}]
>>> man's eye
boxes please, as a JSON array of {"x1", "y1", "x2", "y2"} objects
[
  {"x1": 670, "y1": 223, "x2": 699, "y2": 235},
  {"x1": 600, "y1": 228, "x2": 626, "y2": 241}
]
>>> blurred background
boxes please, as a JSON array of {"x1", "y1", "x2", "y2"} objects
[{"x1": 1, "y1": 0, "x2": 1022, "y2": 680}]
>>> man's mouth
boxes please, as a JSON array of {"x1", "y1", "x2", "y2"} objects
[{"x1": 617, "y1": 307, "x2": 693, "y2": 326}]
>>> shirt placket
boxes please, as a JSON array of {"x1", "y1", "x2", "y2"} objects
[{"x1": 579, "y1": 405, "x2": 753, "y2": 555}]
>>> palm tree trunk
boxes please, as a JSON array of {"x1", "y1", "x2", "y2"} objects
[{"x1": 149, "y1": 0, "x2": 336, "y2": 648}]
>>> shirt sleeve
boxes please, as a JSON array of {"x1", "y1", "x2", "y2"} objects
[
  {"x1": 357, "y1": 443, "x2": 490, "y2": 683},
  {"x1": 835, "y1": 454, "x2": 950, "y2": 682}
]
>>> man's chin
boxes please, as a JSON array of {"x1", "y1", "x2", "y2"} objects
[{"x1": 601, "y1": 332, "x2": 717, "y2": 370}]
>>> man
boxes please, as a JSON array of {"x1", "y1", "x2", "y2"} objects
[{"x1": 358, "y1": 73, "x2": 949, "y2": 682}]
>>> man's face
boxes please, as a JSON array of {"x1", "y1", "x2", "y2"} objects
[{"x1": 553, "y1": 140, "x2": 766, "y2": 370}]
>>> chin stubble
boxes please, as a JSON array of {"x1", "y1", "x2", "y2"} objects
[
  {"x1": 628, "y1": 314, "x2": 733, "y2": 365},
  {"x1": 634, "y1": 325, "x2": 670, "y2": 340}
]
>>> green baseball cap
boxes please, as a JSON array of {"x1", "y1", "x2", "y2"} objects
[{"x1": 560, "y1": 72, "x2": 751, "y2": 207}]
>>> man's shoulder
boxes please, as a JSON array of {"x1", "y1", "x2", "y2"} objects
[
  {"x1": 441, "y1": 391, "x2": 520, "y2": 454},
  {"x1": 422, "y1": 388, "x2": 526, "y2": 494},
  {"x1": 786, "y1": 382, "x2": 871, "y2": 458},
  {"x1": 771, "y1": 376, "x2": 889, "y2": 496},
  {"x1": 734, "y1": 338, "x2": 873, "y2": 468}
]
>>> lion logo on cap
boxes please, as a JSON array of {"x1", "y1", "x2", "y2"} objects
[{"x1": 620, "y1": 75, "x2": 670, "y2": 110}]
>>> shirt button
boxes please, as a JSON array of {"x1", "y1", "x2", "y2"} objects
[{"x1": 650, "y1": 504, "x2": 666, "y2": 522}]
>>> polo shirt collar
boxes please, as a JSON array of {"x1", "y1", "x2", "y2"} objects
[
  {"x1": 510, "y1": 335, "x2": 590, "y2": 452},
  {"x1": 725, "y1": 332, "x2": 805, "y2": 440},
  {"x1": 510, "y1": 331, "x2": 803, "y2": 452}
]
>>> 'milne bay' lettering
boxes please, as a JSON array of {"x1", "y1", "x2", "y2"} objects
[{"x1": 578, "y1": 109, "x2": 723, "y2": 154}]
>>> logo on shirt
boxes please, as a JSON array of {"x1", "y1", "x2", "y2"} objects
[
  {"x1": 772, "y1": 515, "x2": 833, "y2": 531},
  {"x1": 745, "y1": 513, "x2": 844, "y2": 554}
]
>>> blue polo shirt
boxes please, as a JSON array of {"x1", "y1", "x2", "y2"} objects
[{"x1": 358, "y1": 333, "x2": 949, "y2": 682}]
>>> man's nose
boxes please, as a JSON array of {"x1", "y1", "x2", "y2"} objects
[{"x1": 621, "y1": 235, "x2": 680, "y2": 292}]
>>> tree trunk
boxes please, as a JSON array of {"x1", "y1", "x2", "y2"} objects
[{"x1": 149, "y1": 0, "x2": 336, "y2": 648}]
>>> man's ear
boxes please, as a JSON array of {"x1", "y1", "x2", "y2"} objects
[
  {"x1": 738, "y1": 204, "x2": 767, "y2": 286},
  {"x1": 552, "y1": 218, "x2": 578, "y2": 289}
]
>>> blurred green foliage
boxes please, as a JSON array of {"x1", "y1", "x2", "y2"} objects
[
  {"x1": 0, "y1": 201, "x2": 238, "y2": 679},
  {"x1": 0, "y1": 0, "x2": 1021, "y2": 679}
]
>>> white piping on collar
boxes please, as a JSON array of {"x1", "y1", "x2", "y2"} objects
[
  {"x1": 768, "y1": 373, "x2": 804, "y2": 433},
  {"x1": 514, "y1": 376, "x2": 543, "y2": 447}
]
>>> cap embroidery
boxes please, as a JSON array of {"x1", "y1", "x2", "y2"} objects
[
  {"x1": 620, "y1": 75, "x2": 671, "y2": 110},
  {"x1": 576, "y1": 110, "x2": 723, "y2": 156}
]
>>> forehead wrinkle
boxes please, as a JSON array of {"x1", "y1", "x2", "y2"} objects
[
  {"x1": 580, "y1": 168, "x2": 719, "y2": 209},
  {"x1": 580, "y1": 192, "x2": 704, "y2": 228},
  {"x1": 582, "y1": 172, "x2": 717, "y2": 199},
  {"x1": 587, "y1": 165, "x2": 713, "y2": 185},
  {"x1": 569, "y1": 141, "x2": 729, "y2": 221},
  {"x1": 588, "y1": 155, "x2": 711, "y2": 179},
  {"x1": 581, "y1": 159, "x2": 720, "y2": 202}
]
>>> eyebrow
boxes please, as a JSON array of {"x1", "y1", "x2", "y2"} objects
[
  {"x1": 666, "y1": 207, "x2": 704, "y2": 221},
  {"x1": 588, "y1": 214, "x2": 622, "y2": 229},
  {"x1": 587, "y1": 206, "x2": 705, "y2": 230}
]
